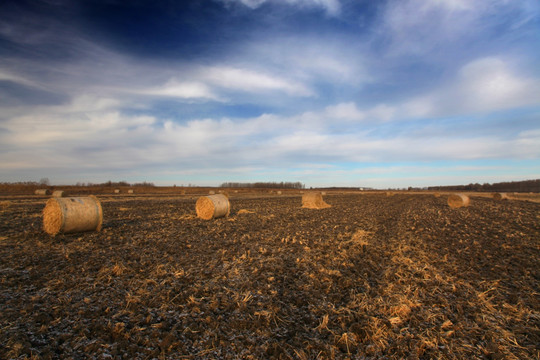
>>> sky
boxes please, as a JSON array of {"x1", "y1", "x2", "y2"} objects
[{"x1": 1, "y1": 0, "x2": 540, "y2": 188}]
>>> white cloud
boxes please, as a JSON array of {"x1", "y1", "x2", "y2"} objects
[
  {"x1": 140, "y1": 79, "x2": 219, "y2": 100},
  {"x1": 382, "y1": 0, "x2": 540, "y2": 56},
  {"x1": 203, "y1": 66, "x2": 314, "y2": 96},
  {"x1": 400, "y1": 56, "x2": 540, "y2": 117},
  {"x1": 222, "y1": 0, "x2": 341, "y2": 16}
]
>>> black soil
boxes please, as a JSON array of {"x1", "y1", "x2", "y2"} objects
[{"x1": 1, "y1": 194, "x2": 539, "y2": 359}]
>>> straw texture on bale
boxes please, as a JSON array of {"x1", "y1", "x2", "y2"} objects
[
  {"x1": 493, "y1": 192, "x2": 508, "y2": 201},
  {"x1": 43, "y1": 196, "x2": 103, "y2": 236},
  {"x1": 114, "y1": 189, "x2": 120, "y2": 194},
  {"x1": 52, "y1": 190, "x2": 65, "y2": 198},
  {"x1": 35, "y1": 189, "x2": 50, "y2": 195},
  {"x1": 302, "y1": 192, "x2": 331, "y2": 209},
  {"x1": 196, "y1": 194, "x2": 230, "y2": 220},
  {"x1": 447, "y1": 194, "x2": 470, "y2": 208}
]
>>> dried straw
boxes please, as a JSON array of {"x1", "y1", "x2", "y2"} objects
[
  {"x1": 43, "y1": 196, "x2": 103, "y2": 236},
  {"x1": 196, "y1": 194, "x2": 230, "y2": 220},
  {"x1": 302, "y1": 192, "x2": 331, "y2": 209},
  {"x1": 447, "y1": 194, "x2": 470, "y2": 209},
  {"x1": 35, "y1": 189, "x2": 50, "y2": 195}
]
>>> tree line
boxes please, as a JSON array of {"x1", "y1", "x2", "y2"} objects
[
  {"x1": 221, "y1": 181, "x2": 305, "y2": 189},
  {"x1": 428, "y1": 179, "x2": 540, "y2": 193}
]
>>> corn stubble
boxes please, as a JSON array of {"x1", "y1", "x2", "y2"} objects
[{"x1": 0, "y1": 193, "x2": 538, "y2": 359}]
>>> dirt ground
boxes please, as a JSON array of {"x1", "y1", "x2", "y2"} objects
[{"x1": 0, "y1": 193, "x2": 539, "y2": 359}]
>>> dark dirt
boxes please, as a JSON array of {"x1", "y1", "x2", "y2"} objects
[{"x1": 0, "y1": 194, "x2": 539, "y2": 359}]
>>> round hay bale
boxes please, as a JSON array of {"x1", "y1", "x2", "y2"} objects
[
  {"x1": 52, "y1": 190, "x2": 65, "y2": 198},
  {"x1": 493, "y1": 192, "x2": 508, "y2": 201},
  {"x1": 196, "y1": 194, "x2": 230, "y2": 220},
  {"x1": 209, "y1": 190, "x2": 216, "y2": 195},
  {"x1": 447, "y1": 194, "x2": 470, "y2": 208},
  {"x1": 35, "y1": 189, "x2": 50, "y2": 196},
  {"x1": 127, "y1": 189, "x2": 134, "y2": 194},
  {"x1": 43, "y1": 196, "x2": 103, "y2": 236},
  {"x1": 114, "y1": 189, "x2": 120, "y2": 194},
  {"x1": 302, "y1": 192, "x2": 331, "y2": 209},
  {"x1": 386, "y1": 191, "x2": 394, "y2": 197},
  {"x1": 277, "y1": 191, "x2": 282, "y2": 195},
  {"x1": 433, "y1": 192, "x2": 441, "y2": 198}
]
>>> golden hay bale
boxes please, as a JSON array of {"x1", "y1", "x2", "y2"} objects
[
  {"x1": 52, "y1": 190, "x2": 65, "y2": 198},
  {"x1": 386, "y1": 191, "x2": 394, "y2": 197},
  {"x1": 196, "y1": 194, "x2": 230, "y2": 220},
  {"x1": 302, "y1": 192, "x2": 331, "y2": 209},
  {"x1": 43, "y1": 196, "x2": 103, "y2": 236},
  {"x1": 277, "y1": 191, "x2": 282, "y2": 195},
  {"x1": 127, "y1": 189, "x2": 134, "y2": 194},
  {"x1": 447, "y1": 194, "x2": 470, "y2": 208},
  {"x1": 209, "y1": 190, "x2": 216, "y2": 195},
  {"x1": 433, "y1": 192, "x2": 441, "y2": 198},
  {"x1": 114, "y1": 189, "x2": 120, "y2": 194},
  {"x1": 493, "y1": 192, "x2": 508, "y2": 201},
  {"x1": 35, "y1": 189, "x2": 50, "y2": 195}
]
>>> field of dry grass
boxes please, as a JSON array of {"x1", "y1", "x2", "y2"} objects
[{"x1": 0, "y1": 191, "x2": 539, "y2": 359}]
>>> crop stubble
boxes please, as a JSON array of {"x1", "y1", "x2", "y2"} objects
[{"x1": 0, "y1": 194, "x2": 538, "y2": 359}]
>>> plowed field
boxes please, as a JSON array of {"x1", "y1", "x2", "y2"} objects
[{"x1": 1, "y1": 194, "x2": 539, "y2": 359}]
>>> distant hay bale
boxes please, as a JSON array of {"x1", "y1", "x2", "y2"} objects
[
  {"x1": 35, "y1": 189, "x2": 50, "y2": 196},
  {"x1": 127, "y1": 189, "x2": 134, "y2": 194},
  {"x1": 277, "y1": 191, "x2": 282, "y2": 195},
  {"x1": 447, "y1": 194, "x2": 470, "y2": 208},
  {"x1": 302, "y1": 192, "x2": 331, "y2": 209},
  {"x1": 386, "y1": 191, "x2": 394, "y2": 197},
  {"x1": 209, "y1": 190, "x2": 216, "y2": 195},
  {"x1": 196, "y1": 194, "x2": 230, "y2": 220},
  {"x1": 433, "y1": 192, "x2": 441, "y2": 198},
  {"x1": 114, "y1": 189, "x2": 120, "y2": 194},
  {"x1": 43, "y1": 196, "x2": 103, "y2": 236},
  {"x1": 52, "y1": 190, "x2": 65, "y2": 198},
  {"x1": 493, "y1": 192, "x2": 508, "y2": 201},
  {"x1": 321, "y1": 191, "x2": 326, "y2": 195}
]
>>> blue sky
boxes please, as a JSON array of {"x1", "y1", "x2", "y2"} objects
[{"x1": 1, "y1": 0, "x2": 539, "y2": 188}]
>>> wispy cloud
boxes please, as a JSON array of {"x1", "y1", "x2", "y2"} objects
[{"x1": 220, "y1": 0, "x2": 341, "y2": 16}]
